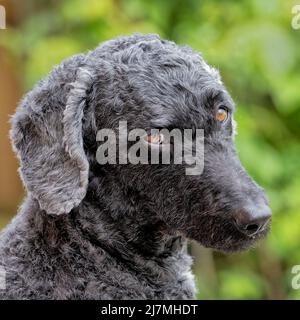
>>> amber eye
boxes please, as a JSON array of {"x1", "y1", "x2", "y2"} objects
[
  {"x1": 216, "y1": 107, "x2": 228, "y2": 123},
  {"x1": 144, "y1": 132, "x2": 164, "y2": 145}
]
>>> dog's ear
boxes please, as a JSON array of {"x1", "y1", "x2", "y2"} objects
[{"x1": 10, "y1": 66, "x2": 95, "y2": 215}]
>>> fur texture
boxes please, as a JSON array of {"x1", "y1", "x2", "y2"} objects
[{"x1": 0, "y1": 34, "x2": 270, "y2": 300}]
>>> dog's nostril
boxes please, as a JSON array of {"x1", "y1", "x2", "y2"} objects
[
  {"x1": 233, "y1": 204, "x2": 271, "y2": 237},
  {"x1": 245, "y1": 224, "x2": 259, "y2": 232}
]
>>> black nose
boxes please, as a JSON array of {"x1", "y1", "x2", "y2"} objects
[{"x1": 233, "y1": 204, "x2": 271, "y2": 236}]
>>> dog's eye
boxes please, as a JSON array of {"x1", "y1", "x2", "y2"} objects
[
  {"x1": 144, "y1": 133, "x2": 164, "y2": 145},
  {"x1": 216, "y1": 107, "x2": 228, "y2": 123}
]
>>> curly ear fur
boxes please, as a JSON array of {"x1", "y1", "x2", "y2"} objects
[{"x1": 10, "y1": 58, "x2": 95, "y2": 215}]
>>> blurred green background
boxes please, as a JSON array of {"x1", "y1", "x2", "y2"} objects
[{"x1": 0, "y1": 0, "x2": 300, "y2": 299}]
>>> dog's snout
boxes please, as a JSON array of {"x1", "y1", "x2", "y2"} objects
[{"x1": 233, "y1": 204, "x2": 271, "y2": 236}]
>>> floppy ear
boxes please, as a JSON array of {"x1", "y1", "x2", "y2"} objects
[{"x1": 11, "y1": 66, "x2": 95, "y2": 215}]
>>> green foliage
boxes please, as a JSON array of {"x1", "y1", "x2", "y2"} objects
[
  {"x1": 218, "y1": 270, "x2": 266, "y2": 299},
  {"x1": 2, "y1": 0, "x2": 300, "y2": 299}
]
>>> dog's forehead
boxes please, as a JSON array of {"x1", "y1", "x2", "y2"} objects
[
  {"x1": 123, "y1": 49, "x2": 230, "y2": 125},
  {"x1": 138, "y1": 64, "x2": 233, "y2": 129},
  {"x1": 91, "y1": 36, "x2": 235, "y2": 130}
]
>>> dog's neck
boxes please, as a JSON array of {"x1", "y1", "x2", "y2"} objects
[
  {"x1": 73, "y1": 195, "x2": 196, "y2": 298},
  {"x1": 75, "y1": 196, "x2": 186, "y2": 262},
  {"x1": 76, "y1": 170, "x2": 184, "y2": 256},
  {"x1": 23, "y1": 187, "x2": 195, "y2": 298}
]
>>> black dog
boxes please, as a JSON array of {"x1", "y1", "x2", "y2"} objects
[{"x1": 0, "y1": 34, "x2": 271, "y2": 299}]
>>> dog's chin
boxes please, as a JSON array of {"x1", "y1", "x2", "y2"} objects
[{"x1": 187, "y1": 223, "x2": 270, "y2": 254}]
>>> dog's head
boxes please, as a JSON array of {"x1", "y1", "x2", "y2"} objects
[{"x1": 11, "y1": 34, "x2": 271, "y2": 252}]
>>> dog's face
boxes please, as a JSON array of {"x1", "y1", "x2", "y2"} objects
[
  {"x1": 89, "y1": 37, "x2": 271, "y2": 252},
  {"x1": 11, "y1": 34, "x2": 271, "y2": 253}
]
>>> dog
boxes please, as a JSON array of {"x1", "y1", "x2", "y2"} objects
[{"x1": 0, "y1": 34, "x2": 271, "y2": 299}]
